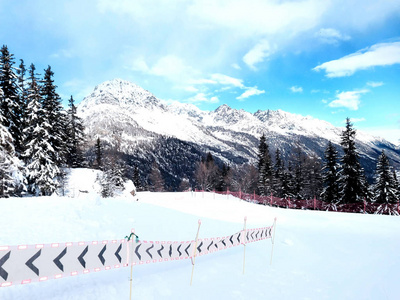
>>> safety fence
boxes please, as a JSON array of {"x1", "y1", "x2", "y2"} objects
[
  {"x1": 210, "y1": 189, "x2": 400, "y2": 215},
  {"x1": 0, "y1": 221, "x2": 275, "y2": 288}
]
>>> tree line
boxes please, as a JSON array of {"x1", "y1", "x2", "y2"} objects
[{"x1": 193, "y1": 118, "x2": 400, "y2": 210}]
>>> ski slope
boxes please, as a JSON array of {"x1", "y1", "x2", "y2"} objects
[{"x1": 1, "y1": 169, "x2": 399, "y2": 299}]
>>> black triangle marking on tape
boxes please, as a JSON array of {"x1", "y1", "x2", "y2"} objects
[
  {"x1": 0, "y1": 251, "x2": 11, "y2": 281},
  {"x1": 185, "y1": 244, "x2": 190, "y2": 256},
  {"x1": 251, "y1": 231, "x2": 255, "y2": 240},
  {"x1": 246, "y1": 231, "x2": 249, "y2": 241},
  {"x1": 237, "y1": 233, "x2": 241, "y2": 244},
  {"x1": 53, "y1": 247, "x2": 67, "y2": 272},
  {"x1": 78, "y1": 246, "x2": 88, "y2": 268},
  {"x1": 255, "y1": 230, "x2": 259, "y2": 239},
  {"x1": 207, "y1": 241, "x2": 214, "y2": 251},
  {"x1": 268, "y1": 228, "x2": 272, "y2": 237},
  {"x1": 215, "y1": 242, "x2": 218, "y2": 249},
  {"x1": 98, "y1": 245, "x2": 106, "y2": 265},
  {"x1": 197, "y1": 241, "x2": 203, "y2": 253},
  {"x1": 158, "y1": 245, "x2": 164, "y2": 258},
  {"x1": 146, "y1": 244, "x2": 154, "y2": 259},
  {"x1": 177, "y1": 245, "x2": 182, "y2": 257},
  {"x1": 26, "y1": 249, "x2": 41, "y2": 276},
  {"x1": 115, "y1": 244, "x2": 122, "y2": 263},
  {"x1": 221, "y1": 239, "x2": 226, "y2": 247},
  {"x1": 229, "y1": 235, "x2": 234, "y2": 245},
  {"x1": 135, "y1": 244, "x2": 142, "y2": 260},
  {"x1": 169, "y1": 245, "x2": 172, "y2": 257}
]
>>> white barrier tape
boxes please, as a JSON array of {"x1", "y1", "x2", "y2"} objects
[{"x1": 0, "y1": 225, "x2": 273, "y2": 287}]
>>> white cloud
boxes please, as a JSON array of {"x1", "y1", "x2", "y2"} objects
[
  {"x1": 366, "y1": 81, "x2": 384, "y2": 88},
  {"x1": 315, "y1": 28, "x2": 350, "y2": 44},
  {"x1": 231, "y1": 63, "x2": 241, "y2": 70},
  {"x1": 183, "y1": 86, "x2": 199, "y2": 93},
  {"x1": 328, "y1": 89, "x2": 369, "y2": 110},
  {"x1": 209, "y1": 73, "x2": 244, "y2": 88},
  {"x1": 290, "y1": 86, "x2": 303, "y2": 93},
  {"x1": 243, "y1": 40, "x2": 274, "y2": 70},
  {"x1": 236, "y1": 87, "x2": 265, "y2": 100},
  {"x1": 187, "y1": 93, "x2": 219, "y2": 103},
  {"x1": 313, "y1": 42, "x2": 400, "y2": 77},
  {"x1": 129, "y1": 55, "x2": 200, "y2": 83},
  {"x1": 351, "y1": 117, "x2": 366, "y2": 123}
]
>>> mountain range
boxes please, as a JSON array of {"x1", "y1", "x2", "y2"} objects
[{"x1": 77, "y1": 79, "x2": 400, "y2": 190}]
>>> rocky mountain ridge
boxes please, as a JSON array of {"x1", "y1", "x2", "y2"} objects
[{"x1": 78, "y1": 79, "x2": 400, "y2": 189}]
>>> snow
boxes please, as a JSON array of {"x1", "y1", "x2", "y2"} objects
[{"x1": 1, "y1": 168, "x2": 399, "y2": 299}]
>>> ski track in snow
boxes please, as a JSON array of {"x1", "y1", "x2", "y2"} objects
[{"x1": 1, "y1": 168, "x2": 400, "y2": 299}]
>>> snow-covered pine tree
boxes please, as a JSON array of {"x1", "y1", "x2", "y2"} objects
[
  {"x1": 0, "y1": 88, "x2": 25, "y2": 197},
  {"x1": 291, "y1": 146, "x2": 305, "y2": 199},
  {"x1": 302, "y1": 154, "x2": 322, "y2": 200},
  {"x1": 257, "y1": 134, "x2": 273, "y2": 195},
  {"x1": 338, "y1": 118, "x2": 365, "y2": 204},
  {"x1": 41, "y1": 66, "x2": 68, "y2": 167},
  {"x1": 66, "y1": 95, "x2": 85, "y2": 167},
  {"x1": 16, "y1": 59, "x2": 28, "y2": 153},
  {"x1": 273, "y1": 149, "x2": 284, "y2": 197},
  {"x1": 23, "y1": 64, "x2": 59, "y2": 196},
  {"x1": 373, "y1": 151, "x2": 398, "y2": 208},
  {"x1": 321, "y1": 141, "x2": 340, "y2": 204},
  {"x1": 0, "y1": 45, "x2": 23, "y2": 155}
]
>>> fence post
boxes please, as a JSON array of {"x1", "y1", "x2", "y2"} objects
[
  {"x1": 190, "y1": 219, "x2": 202, "y2": 286},
  {"x1": 242, "y1": 216, "x2": 247, "y2": 274},
  {"x1": 270, "y1": 218, "x2": 277, "y2": 265},
  {"x1": 128, "y1": 229, "x2": 135, "y2": 300}
]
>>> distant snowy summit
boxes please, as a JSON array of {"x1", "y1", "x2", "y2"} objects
[
  {"x1": 77, "y1": 78, "x2": 400, "y2": 176},
  {"x1": 79, "y1": 78, "x2": 165, "y2": 111}
]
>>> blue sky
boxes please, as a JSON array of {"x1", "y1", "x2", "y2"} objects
[{"x1": 1, "y1": 0, "x2": 399, "y2": 144}]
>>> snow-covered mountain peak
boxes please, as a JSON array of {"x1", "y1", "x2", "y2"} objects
[{"x1": 79, "y1": 78, "x2": 163, "y2": 112}]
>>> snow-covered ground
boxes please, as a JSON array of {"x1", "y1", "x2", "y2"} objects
[{"x1": 1, "y1": 168, "x2": 399, "y2": 299}]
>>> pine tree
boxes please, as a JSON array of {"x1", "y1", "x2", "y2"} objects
[
  {"x1": 66, "y1": 95, "x2": 85, "y2": 167},
  {"x1": 133, "y1": 165, "x2": 142, "y2": 191},
  {"x1": 321, "y1": 141, "x2": 340, "y2": 204},
  {"x1": 0, "y1": 94, "x2": 25, "y2": 197},
  {"x1": 41, "y1": 66, "x2": 68, "y2": 167},
  {"x1": 338, "y1": 118, "x2": 365, "y2": 204},
  {"x1": 291, "y1": 146, "x2": 305, "y2": 199},
  {"x1": 273, "y1": 149, "x2": 284, "y2": 197},
  {"x1": 0, "y1": 45, "x2": 23, "y2": 155},
  {"x1": 303, "y1": 154, "x2": 322, "y2": 200},
  {"x1": 373, "y1": 151, "x2": 398, "y2": 204},
  {"x1": 257, "y1": 134, "x2": 273, "y2": 195},
  {"x1": 149, "y1": 161, "x2": 165, "y2": 192},
  {"x1": 94, "y1": 137, "x2": 102, "y2": 169},
  {"x1": 23, "y1": 64, "x2": 58, "y2": 195}
]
